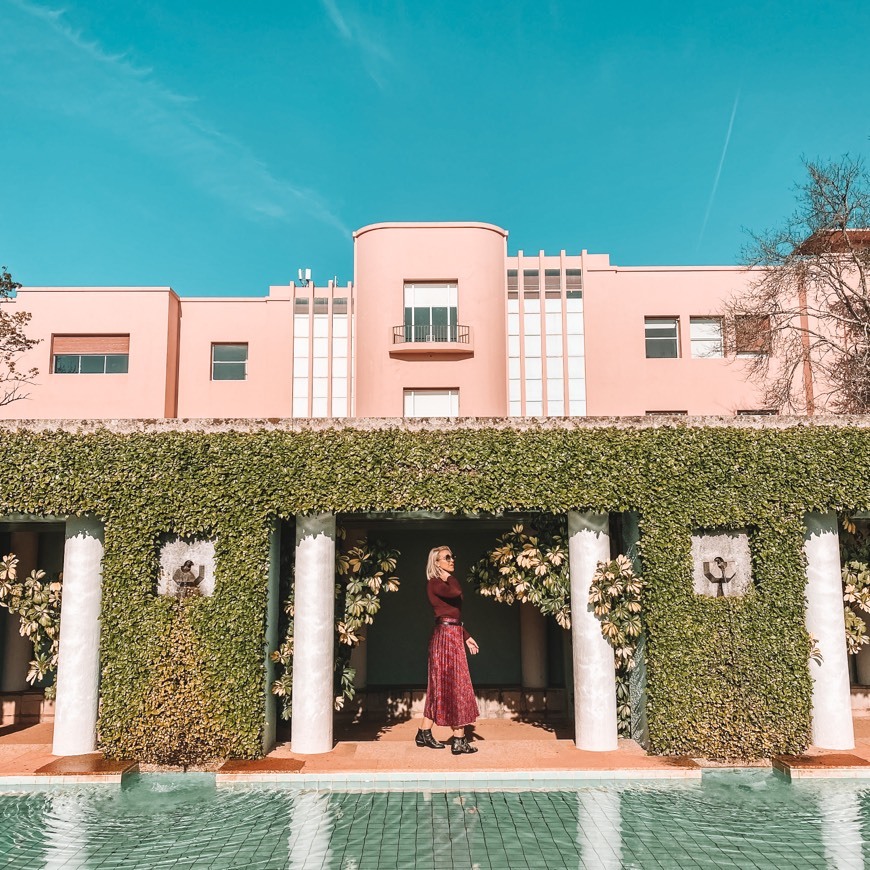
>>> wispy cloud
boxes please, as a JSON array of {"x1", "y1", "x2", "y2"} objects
[
  {"x1": 698, "y1": 92, "x2": 740, "y2": 250},
  {"x1": 319, "y1": 0, "x2": 393, "y2": 88},
  {"x1": 1, "y1": 0, "x2": 348, "y2": 234}
]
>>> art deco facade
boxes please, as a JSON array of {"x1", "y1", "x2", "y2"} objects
[{"x1": 0, "y1": 221, "x2": 774, "y2": 422}]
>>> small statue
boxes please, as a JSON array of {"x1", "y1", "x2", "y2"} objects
[{"x1": 173, "y1": 560, "x2": 204, "y2": 600}]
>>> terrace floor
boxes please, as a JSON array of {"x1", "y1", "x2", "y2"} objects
[{"x1": 2, "y1": 715, "x2": 870, "y2": 785}]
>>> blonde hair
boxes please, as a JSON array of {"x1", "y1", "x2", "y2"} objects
[{"x1": 426, "y1": 545, "x2": 452, "y2": 580}]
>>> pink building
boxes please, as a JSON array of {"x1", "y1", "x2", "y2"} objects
[{"x1": 0, "y1": 222, "x2": 776, "y2": 420}]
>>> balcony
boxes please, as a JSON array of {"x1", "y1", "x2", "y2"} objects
[{"x1": 389, "y1": 324, "x2": 473, "y2": 357}]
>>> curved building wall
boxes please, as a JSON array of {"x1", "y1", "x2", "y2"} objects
[{"x1": 353, "y1": 223, "x2": 509, "y2": 418}]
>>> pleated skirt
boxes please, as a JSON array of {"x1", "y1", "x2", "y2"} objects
[{"x1": 423, "y1": 624, "x2": 479, "y2": 727}]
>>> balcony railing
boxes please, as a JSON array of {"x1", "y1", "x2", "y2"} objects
[{"x1": 393, "y1": 325, "x2": 470, "y2": 344}]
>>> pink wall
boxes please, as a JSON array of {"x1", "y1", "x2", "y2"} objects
[
  {"x1": 176, "y1": 296, "x2": 293, "y2": 418},
  {"x1": 0, "y1": 288, "x2": 177, "y2": 419},
  {"x1": 583, "y1": 264, "x2": 769, "y2": 415},
  {"x1": 353, "y1": 222, "x2": 509, "y2": 417}
]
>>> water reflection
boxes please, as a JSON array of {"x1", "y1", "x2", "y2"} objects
[
  {"x1": 44, "y1": 791, "x2": 90, "y2": 869},
  {"x1": 287, "y1": 790, "x2": 334, "y2": 869},
  {"x1": 577, "y1": 789, "x2": 622, "y2": 870},
  {"x1": 2, "y1": 773, "x2": 870, "y2": 868}
]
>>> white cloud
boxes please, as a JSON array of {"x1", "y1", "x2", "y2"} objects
[
  {"x1": 318, "y1": 0, "x2": 393, "y2": 88},
  {"x1": 2, "y1": 0, "x2": 349, "y2": 234}
]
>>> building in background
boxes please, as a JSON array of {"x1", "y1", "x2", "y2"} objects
[{"x1": 0, "y1": 221, "x2": 777, "y2": 421}]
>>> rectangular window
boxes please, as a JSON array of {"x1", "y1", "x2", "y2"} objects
[
  {"x1": 507, "y1": 270, "x2": 518, "y2": 292},
  {"x1": 735, "y1": 314, "x2": 771, "y2": 355},
  {"x1": 522, "y1": 270, "x2": 539, "y2": 291},
  {"x1": 52, "y1": 334, "x2": 130, "y2": 374},
  {"x1": 544, "y1": 269, "x2": 561, "y2": 291},
  {"x1": 403, "y1": 389, "x2": 459, "y2": 418},
  {"x1": 690, "y1": 317, "x2": 723, "y2": 359},
  {"x1": 313, "y1": 297, "x2": 329, "y2": 314},
  {"x1": 645, "y1": 317, "x2": 679, "y2": 358},
  {"x1": 566, "y1": 269, "x2": 582, "y2": 290},
  {"x1": 403, "y1": 283, "x2": 458, "y2": 342},
  {"x1": 294, "y1": 297, "x2": 309, "y2": 313},
  {"x1": 333, "y1": 297, "x2": 348, "y2": 315},
  {"x1": 211, "y1": 343, "x2": 248, "y2": 381}
]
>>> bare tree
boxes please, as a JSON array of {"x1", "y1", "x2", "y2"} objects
[
  {"x1": 724, "y1": 157, "x2": 870, "y2": 413},
  {"x1": 0, "y1": 266, "x2": 39, "y2": 406}
]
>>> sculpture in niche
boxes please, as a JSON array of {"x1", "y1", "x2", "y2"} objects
[
  {"x1": 691, "y1": 530, "x2": 752, "y2": 598},
  {"x1": 173, "y1": 560, "x2": 205, "y2": 599},
  {"x1": 158, "y1": 537, "x2": 216, "y2": 598}
]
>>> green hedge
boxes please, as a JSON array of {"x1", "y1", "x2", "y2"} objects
[{"x1": 0, "y1": 421, "x2": 868, "y2": 759}]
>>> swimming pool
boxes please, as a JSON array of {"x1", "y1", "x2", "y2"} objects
[{"x1": 0, "y1": 770, "x2": 864, "y2": 869}]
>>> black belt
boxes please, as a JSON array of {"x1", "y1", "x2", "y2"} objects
[{"x1": 435, "y1": 617, "x2": 462, "y2": 626}]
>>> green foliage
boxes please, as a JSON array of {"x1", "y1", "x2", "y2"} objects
[
  {"x1": 124, "y1": 599, "x2": 231, "y2": 767},
  {"x1": 589, "y1": 556, "x2": 644, "y2": 737},
  {"x1": 0, "y1": 553, "x2": 62, "y2": 696},
  {"x1": 839, "y1": 517, "x2": 870, "y2": 654},
  {"x1": 0, "y1": 421, "x2": 865, "y2": 759},
  {"x1": 469, "y1": 516, "x2": 570, "y2": 627}
]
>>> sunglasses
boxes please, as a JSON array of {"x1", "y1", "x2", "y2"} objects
[{"x1": 441, "y1": 555, "x2": 455, "y2": 561}]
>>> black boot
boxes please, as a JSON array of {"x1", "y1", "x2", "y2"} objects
[
  {"x1": 415, "y1": 728, "x2": 445, "y2": 749},
  {"x1": 451, "y1": 736, "x2": 478, "y2": 755}
]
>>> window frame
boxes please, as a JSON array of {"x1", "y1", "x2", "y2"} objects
[
  {"x1": 402, "y1": 388, "x2": 460, "y2": 418},
  {"x1": 734, "y1": 314, "x2": 771, "y2": 356},
  {"x1": 52, "y1": 353, "x2": 129, "y2": 374},
  {"x1": 211, "y1": 342, "x2": 249, "y2": 381},
  {"x1": 689, "y1": 317, "x2": 724, "y2": 359},
  {"x1": 644, "y1": 317, "x2": 680, "y2": 359}
]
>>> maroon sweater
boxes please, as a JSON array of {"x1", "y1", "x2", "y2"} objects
[{"x1": 427, "y1": 574, "x2": 470, "y2": 640}]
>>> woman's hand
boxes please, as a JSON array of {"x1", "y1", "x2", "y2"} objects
[{"x1": 466, "y1": 637, "x2": 479, "y2": 655}]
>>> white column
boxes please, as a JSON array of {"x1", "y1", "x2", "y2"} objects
[
  {"x1": 519, "y1": 602, "x2": 547, "y2": 689},
  {"x1": 53, "y1": 516, "x2": 104, "y2": 756},
  {"x1": 2, "y1": 531, "x2": 39, "y2": 692},
  {"x1": 291, "y1": 513, "x2": 335, "y2": 754},
  {"x1": 568, "y1": 511, "x2": 618, "y2": 751},
  {"x1": 262, "y1": 522, "x2": 281, "y2": 754},
  {"x1": 804, "y1": 511, "x2": 854, "y2": 750}
]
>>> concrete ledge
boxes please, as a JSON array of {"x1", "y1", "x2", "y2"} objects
[
  {"x1": 2, "y1": 414, "x2": 870, "y2": 435},
  {"x1": 773, "y1": 753, "x2": 870, "y2": 780},
  {"x1": 216, "y1": 765, "x2": 702, "y2": 788}
]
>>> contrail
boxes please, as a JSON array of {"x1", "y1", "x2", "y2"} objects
[{"x1": 698, "y1": 92, "x2": 740, "y2": 249}]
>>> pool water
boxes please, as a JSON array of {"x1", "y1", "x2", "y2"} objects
[{"x1": 0, "y1": 770, "x2": 866, "y2": 869}]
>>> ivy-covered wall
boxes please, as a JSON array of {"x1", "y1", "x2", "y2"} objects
[{"x1": 0, "y1": 418, "x2": 868, "y2": 760}]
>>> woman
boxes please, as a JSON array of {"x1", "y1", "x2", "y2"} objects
[{"x1": 415, "y1": 545, "x2": 480, "y2": 755}]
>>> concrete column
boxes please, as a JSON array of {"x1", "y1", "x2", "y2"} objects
[
  {"x1": 53, "y1": 516, "x2": 104, "y2": 756},
  {"x1": 291, "y1": 513, "x2": 336, "y2": 754},
  {"x1": 2, "y1": 531, "x2": 39, "y2": 692},
  {"x1": 519, "y1": 602, "x2": 547, "y2": 689},
  {"x1": 804, "y1": 511, "x2": 855, "y2": 750},
  {"x1": 262, "y1": 522, "x2": 281, "y2": 754},
  {"x1": 568, "y1": 511, "x2": 618, "y2": 751}
]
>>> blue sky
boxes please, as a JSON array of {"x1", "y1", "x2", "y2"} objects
[{"x1": 1, "y1": 0, "x2": 868, "y2": 296}]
